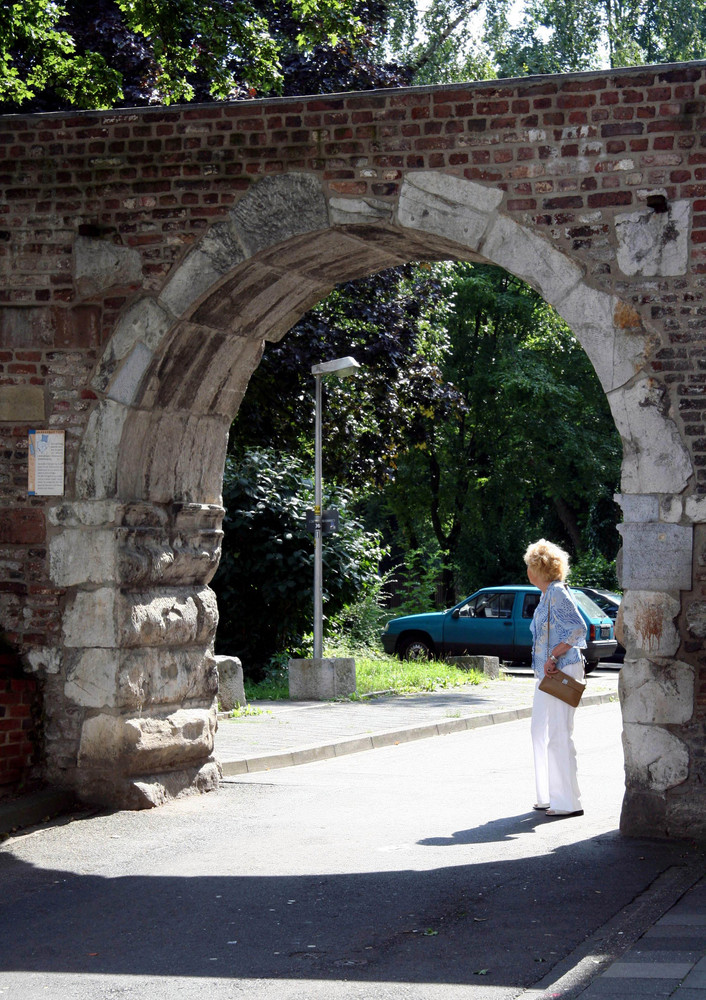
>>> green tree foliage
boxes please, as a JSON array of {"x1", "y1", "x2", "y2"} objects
[
  {"x1": 376, "y1": 263, "x2": 621, "y2": 602},
  {"x1": 230, "y1": 265, "x2": 458, "y2": 487},
  {"x1": 1, "y1": 0, "x2": 407, "y2": 113},
  {"x1": 374, "y1": 0, "x2": 706, "y2": 86},
  {"x1": 0, "y1": 1, "x2": 123, "y2": 109},
  {"x1": 372, "y1": 0, "x2": 508, "y2": 84},
  {"x1": 230, "y1": 260, "x2": 621, "y2": 611},
  {"x1": 495, "y1": 0, "x2": 706, "y2": 77},
  {"x1": 213, "y1": 449, "x2": 385, "y2": 673}
]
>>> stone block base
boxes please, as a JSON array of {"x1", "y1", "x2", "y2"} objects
[
  {"x1": 447, "y1": 654, "x2": 501, "y2": 678},
  {"x1": 216, "y1": 655, "x2": 246, "y2": 711},
  {"x1": 288, "y1": 657, "x2": 356, "y2": 700},
  {"x1": 75, "y1": 757, "x2": 222, "y2": 810},
  {"x1": 620, "y1": 788, "x2": 667, "y2": 838}
]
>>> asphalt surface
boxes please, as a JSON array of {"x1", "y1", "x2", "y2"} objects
[{"x1": 2, "y1": 671, "x2": 706, "y2": 1000}]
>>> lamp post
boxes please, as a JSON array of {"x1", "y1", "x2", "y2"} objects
[{"x1": 310, "y1": 356, "x2": 361, "y2": 659}]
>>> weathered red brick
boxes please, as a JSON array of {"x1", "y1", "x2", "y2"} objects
[
  {"x1": 0, "y1": 509, "x2": 45, "y2": 545},
  {"x1": 587, "y1": 191, "x2": 633, "y2": 207}
]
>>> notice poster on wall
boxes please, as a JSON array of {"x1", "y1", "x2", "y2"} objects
[{"x1": 28, "y1": 430, "x2": 65, "y2": 496}]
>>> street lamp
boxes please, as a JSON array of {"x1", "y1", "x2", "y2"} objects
[{"x1": 310, "y1": 355, "x2": 361, "y2": 659}]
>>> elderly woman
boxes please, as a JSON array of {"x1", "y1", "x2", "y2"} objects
[{"x1": 524, "y1": 539, "x2": 587, "y2": 818}]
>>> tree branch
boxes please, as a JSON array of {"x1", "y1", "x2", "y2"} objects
[{"x1": 408, "y1": 0, "x2": 485, "y2": 73}]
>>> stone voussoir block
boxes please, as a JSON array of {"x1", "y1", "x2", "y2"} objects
[
  {"x1": 397, "y1": 171, "x2": 503, "y2": 250},
  {"x1": 609, "y1": 378, "x2": 694, "y2": 495},
  {"x1": 92, "y1": 297, "x2": 172, "y2": 394},
  {"x1": 230, "y1": 173, "x2": 329, "y2": 257}
]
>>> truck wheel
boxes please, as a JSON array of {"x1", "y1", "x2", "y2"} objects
[
  {"x1": 585, "y1": 661, "x2": 598, "y2": 675},
  {"x1": 398, "y1": 636, "x2": 435, "y2": 661}
]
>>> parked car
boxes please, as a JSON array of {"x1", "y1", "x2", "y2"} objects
[
  {"x1": 574, "y1": 587, "x2": 624, "y2": 662},
  {"x1": 381, "y1": 584, "x2": 617, "y2": 673}
]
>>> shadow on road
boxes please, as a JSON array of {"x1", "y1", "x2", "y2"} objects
[
  {"x1": 418, "y1": 810, "x2": 548, "y2": 845},
  {"x1": 1, "y1": 823, "x2": 703, "y2": 989}
]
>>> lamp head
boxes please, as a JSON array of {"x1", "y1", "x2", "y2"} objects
[{"x1": 311, "y1": 356, "x2": 361, "y2": 378}]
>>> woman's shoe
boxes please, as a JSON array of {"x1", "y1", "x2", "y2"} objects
[
  {"x1": 545, "y1": 809, "x2": 584, "y2": 818},
  {"x1": 533, "y1": 803, "x2": 550, "y2": 810}
]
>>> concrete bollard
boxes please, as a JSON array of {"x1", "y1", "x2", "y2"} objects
[
  {"x1": 446, "y1": 654, "x2": 501, "y2": 678},
  {"x1": 288, "y1": 657, "x2": 356, "y2": 700},
  {"x1": 216, "y1": 655, "x2": 246, "y2": 711}
]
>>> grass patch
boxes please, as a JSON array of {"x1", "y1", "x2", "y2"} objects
[
  {"x1": 244, "y1": 675, "x2": 290, "y2": 701},
  {"x1": 354, "y1": 655, "x2": 484, "y2": 695},
  {"x1": 225, "y1": 703, "x2": 267, "y2": 718},
  {"x1": 243, "y1": 651, "x2": 486, "y2": 702}
]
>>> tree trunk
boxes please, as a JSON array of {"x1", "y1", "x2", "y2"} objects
[{"x1": 552, "y1": 496, "x2": 582, "y2": 553}]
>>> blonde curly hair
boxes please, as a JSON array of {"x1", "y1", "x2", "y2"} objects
[{"x1": 523, "y1": 538, "x2": 570, "y2": 584}]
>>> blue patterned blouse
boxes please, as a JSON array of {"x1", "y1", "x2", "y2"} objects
[{"x1": 529, "y1": 581, "x2": 587, "y2": 679}]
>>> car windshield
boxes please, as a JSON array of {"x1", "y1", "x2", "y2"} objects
[
  {"x1": 587, "y1": 591, "x2": 621, "y2": 616},
  {"x1": 571, "y1": 589, "x2": 609, "y2": 621}
]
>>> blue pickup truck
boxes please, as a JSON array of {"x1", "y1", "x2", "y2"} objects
[{"x1": 381, "y1": 584, "x2": 617, "y2": 673}]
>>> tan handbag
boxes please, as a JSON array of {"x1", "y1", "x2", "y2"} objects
[{"x1": 538, "y1": 668, "x2": 586, "y2": 708}]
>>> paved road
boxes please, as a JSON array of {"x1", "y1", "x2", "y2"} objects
[{"x1": 0, "y1": 700, "x2": 703, "y2": 1000}]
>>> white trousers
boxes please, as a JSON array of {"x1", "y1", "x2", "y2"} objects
[{"x1": 531, "y1": 669, "x2": 582, "y2": 813}]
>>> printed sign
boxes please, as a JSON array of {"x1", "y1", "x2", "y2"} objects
[
  {"x1": 305, "y1": 508, "x2": 340, "y2": 534},
  {"x1": 28, "y1": 429, "x2": 65, "y2": 496}
]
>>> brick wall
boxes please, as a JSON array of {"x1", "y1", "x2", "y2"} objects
[
  {"x1": 0, "y1": 647, "x2": 41, "y2": 795},
  {"x1": 1, "y1": 62, "x2": 706, "y2": 795}
]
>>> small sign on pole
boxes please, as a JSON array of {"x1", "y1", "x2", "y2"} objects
[
  {"x1": 28, "y1": 429, "x2": 65, "y2": 496},
  {"x1": 305, "y1": 508, "x2": 340, "y2": 535}
]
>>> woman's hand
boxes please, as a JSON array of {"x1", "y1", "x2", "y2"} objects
[{"x1": 544, "y1": 642, "x2": 573, "y2": 675}]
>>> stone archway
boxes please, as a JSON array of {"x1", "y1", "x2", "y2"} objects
[
  {"x1": 5, "y1": 64, "x2": 706, "y2": 834},
  {"x1": 52, "y1": 169, "x2": 695, "y2": 833}
]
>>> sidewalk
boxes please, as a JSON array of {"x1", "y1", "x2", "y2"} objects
[
  {"x1": 215, "y1": 672, "x2": 618, "y2": 776},
  {"x1": 216, "y1": 672, "x2": 706, "y2": 1000}
]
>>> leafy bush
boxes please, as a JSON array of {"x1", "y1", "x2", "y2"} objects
[
  {"x1": 567, "y1": 551, "x2": 619, "y2": 590},
  {"x1": 394, "y1": 545, "x2": 444, "y2": 615},
  {"x1": 212, "y1": 448, "x2": 386, "y2": 677},
  {"x1": 325, "y1": 573, "x2": 392, "y2": 654}
]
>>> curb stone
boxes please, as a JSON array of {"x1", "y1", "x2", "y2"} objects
[{"x1": 220, "y1": 691, "x2": 616, "y2": 776}]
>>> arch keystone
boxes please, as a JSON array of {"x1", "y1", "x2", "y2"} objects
[{"x1": 329, "y1": 196, "x2": 393, "y2": 226}]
